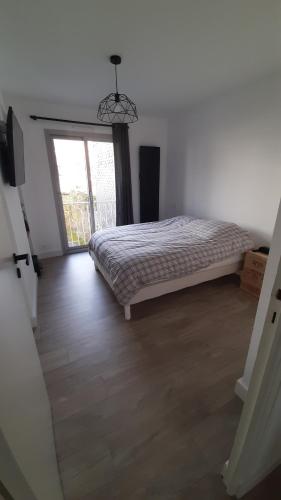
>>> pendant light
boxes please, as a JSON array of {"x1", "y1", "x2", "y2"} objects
[{"x1": 97, "y1": 55, "x2": 138, "y2": 124}]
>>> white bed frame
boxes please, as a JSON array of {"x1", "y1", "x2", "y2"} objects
[{"x1": 90, "y1": 251, "x2": 243, "y2": 320}]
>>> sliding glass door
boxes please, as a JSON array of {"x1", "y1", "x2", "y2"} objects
[
  {"x1": 53, "y1": 138, "x2": 92, "y2": 249},
  {"x1": 48, "y1": 133, "x2": 115, "y2": 253}
]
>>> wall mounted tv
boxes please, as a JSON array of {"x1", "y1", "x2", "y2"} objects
[{"x1": 6, "y1": 106, "x2": 25, "y2": 186}]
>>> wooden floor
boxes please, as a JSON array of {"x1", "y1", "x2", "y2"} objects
[{"x1": 36, "y1": 252, "x2": 277, "y2": 499}]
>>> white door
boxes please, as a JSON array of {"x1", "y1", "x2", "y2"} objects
[
  {"x1": 0, "y1": 180, "x2": 63, "y2": 498},
  {"x1": 263, "y1": 257, "x2": 281, "y2": 335},
  {"x1": 2, "y1": 183, "x2": 38, "y2": 323},
  {"x1": 223, "y1": 200, "x2": 281, "y2": 497}
]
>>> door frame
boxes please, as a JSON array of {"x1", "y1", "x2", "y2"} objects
[
  {"x1": 223, "y1": 199, "x2": 281, "y2": 497},
  {"x1": 45, "y1": 129, "x2": 113, "y2": 254}
]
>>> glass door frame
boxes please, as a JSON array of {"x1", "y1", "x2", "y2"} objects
[{"x1": 45, "y1": 129, "x2": 113, "y2": 254}]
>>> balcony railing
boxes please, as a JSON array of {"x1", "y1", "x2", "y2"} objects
[
  {"x1": 63, "y1": 200, "x2": 116, "y2": 247},
  {"x1": 93, "y1": 200, "x2": 116, "y2": 232}
]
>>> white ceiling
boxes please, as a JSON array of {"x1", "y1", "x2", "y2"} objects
[{"x1": 1, "y1": 0, "x2": 281, "y2": 114}]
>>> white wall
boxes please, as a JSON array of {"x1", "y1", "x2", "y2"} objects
[
  {"x1": 166, "y1": 72, "x2": 281, "y2": 245},
  {"x1": 4, "y1": 94, "x2": 167, "y2": 257}
]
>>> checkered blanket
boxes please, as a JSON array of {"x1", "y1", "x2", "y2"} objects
[{"x1": 89, "y1": 216, "x2": 254, "y2": 305}]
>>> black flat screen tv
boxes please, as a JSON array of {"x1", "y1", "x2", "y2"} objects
[{"x1": 6, "y1": 106, "x2": 25, "y2": 186}]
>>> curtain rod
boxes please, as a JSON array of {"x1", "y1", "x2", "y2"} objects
[{"x1": 29, "y1": 115, "x2": 112, "y2": 128}]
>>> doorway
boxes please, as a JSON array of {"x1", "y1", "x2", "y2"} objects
[{"x1": 47, "y1": 132, "x2": 116, "y2": 253}]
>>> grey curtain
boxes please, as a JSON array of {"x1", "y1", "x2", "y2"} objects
[{"x1": 112, "y1": 123, "x2": 134, "y2": 226}]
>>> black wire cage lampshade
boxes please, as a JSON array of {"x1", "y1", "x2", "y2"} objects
[{"x1": 97, "y1": 55, "x2": 138, "y2": 124}]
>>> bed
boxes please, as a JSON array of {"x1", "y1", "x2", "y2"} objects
[{"x1": 89, "y1": 216, "x2": 254, "y2": 319}]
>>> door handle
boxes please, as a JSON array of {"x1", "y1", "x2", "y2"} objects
[
  {"x1": 13, "y1": 253, "x2": 30, "y2": 266},
  {"x1": 272, "y1": 311, "x2": 277, "y2": 324}
]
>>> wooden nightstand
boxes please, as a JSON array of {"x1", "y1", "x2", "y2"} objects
[{"x1": 240, "y1": 250, "x2": 268, "y2": 298}]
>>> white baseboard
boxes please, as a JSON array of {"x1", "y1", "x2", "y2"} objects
[
  {"x1": 38, "y1": 250, "x2": 63, "y2": 259},
  {"x1": 235, "y1": 377, "x2": 248, "y2": 402}
]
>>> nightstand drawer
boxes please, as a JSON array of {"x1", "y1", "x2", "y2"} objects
[
  {"x1": 241, "y1": 268, "x2": 264, "y2": 288},
  {"x1": 240, "y1": 250, "x2": 268, "y2": 298},
  {"x1": 240, "y1": 281, "x2": 260, "y2": 298},
  {"x1": 244, "y1": 252, "x2": 267, "y2": 274}
]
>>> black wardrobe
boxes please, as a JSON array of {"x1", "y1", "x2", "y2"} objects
[{"x1": 139, "y1": 146, "x2": 160, "y2": 223}]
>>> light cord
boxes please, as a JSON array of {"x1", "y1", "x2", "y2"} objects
[{"x1": 115, "y1": 65, "x2": 118, "y2": 94}]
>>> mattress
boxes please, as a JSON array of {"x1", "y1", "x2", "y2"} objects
[{"x1": 89, "y1": 216, "x2": 254, "y2": 305}]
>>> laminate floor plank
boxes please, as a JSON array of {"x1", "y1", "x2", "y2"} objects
[{"x1": 36, "y1": 253, "x2": 280, "y2": 499}]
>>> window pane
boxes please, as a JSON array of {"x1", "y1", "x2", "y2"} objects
[
  {"x1": 53, "y1": 139, "x2": 92, "y2": 247},
  {"x1": 88, "y1": 141, "x2": 116, "y2": 231}
]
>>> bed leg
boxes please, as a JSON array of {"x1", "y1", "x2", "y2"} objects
[{"x1": 124, "y1": 305, "x2": 131, "y2": 320}]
